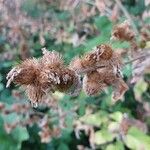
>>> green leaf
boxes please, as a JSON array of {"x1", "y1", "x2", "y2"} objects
[
  {"x1": 80, "y1": 113, "x2": 102, "y2": 126},
  {"x1": 122, "y1": 63, "x2": 132, "y2": 77},
  {"x1": 134, "y1": 78, "x2": 148, "y2": 100},
  {"x1": 94, "y1": 16, "x2": 112, "y2": 34},
  {"x1": 1, "y1": 112, "x2": 18, "y2": 123},
  {"x1": 80, "y1": 111, "x2": 108, "y2": 126},
  {"x1": 57, "y1": 142, "x2": 69, "y2": 150},
  {"x1": 108, "y1": 122, "x2": 119, "y2": 134},
  {"x1": 1, "y1": 112, "x2": 29, "y2": 142},
  {"x1": 21, "y1": 0, "x2": 46, "y2": 18},
  {"x1": 94, "y1": 130, "x2": 114, "y2": 145},
  {"x1": 0, "y1": 73, "x2": 3, "y2": 81},
  {"x1": 146, "y1": 41, "x2": 150, "y2": 48},
  {"x1": 0, "y1": 89, "x2": 13, "y2": 104},
  {"x1": 112, "y1": 41, "x2": 130, "y2": 49},
  {"x1": 56, "y1": 11, "x2": 71, "y2": 21},
  {"x1": 115, "y1": 141, "x2": 125, "y2": 150},
  {"x1": 11, "y1": 126, "x2": 29, "y2": 142},
  {"x1": 106, "y1": 141, "x2": 124, "y2": 150},
  {"x1": 109, "y1": 111, "x2": 123, "y2": 123},
  {"x1": 0, "y1": 83, "x2": 4, "y2": 92},
  {"x1": 130, "y1": 0, "x2": 145, "y2": 15},
  {"x1": 0, "y1": 136, "x2": 21, "y2": 150},
  {"x1": 0, "y1": 115, "x2": 29, "y2": 150},
  {"x1": 84, "y1": 35, "x2": 109, "y2": 51},
  {"x1": 65, "y1": 113, "x2": 74, "y2": 130},
  {"x1": 106, "y1": 144, "x2": 116, "y2": 150},
  {"x1": 124, "y1": 127, "x2": 150, "y2": 150}
]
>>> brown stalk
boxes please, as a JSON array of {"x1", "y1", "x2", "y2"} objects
[
  {"x1": 77, "y1": 52, "x2": 150, "y2": 74},
  {"x1": 114, "y1": 0, "x2": 139, "y2": 35}
]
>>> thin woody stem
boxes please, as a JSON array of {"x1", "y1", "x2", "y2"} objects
[
  {"x1": 124, "y1": 53, "x2": 150, "y2": 65},
  {"x1": 77, "y1": 65, "x2": 106, "y2": 74},
  {"x1": 114, "y1": 0, "x2": 139, "y2": 35},
  {"x1": 77, "y1": 53, "x2": 150, "y2": 74}
]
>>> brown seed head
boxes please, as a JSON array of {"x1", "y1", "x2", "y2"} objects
[
  {"x1": 69, "y1": 57, "x2": 83, "y2": 73},
  {"x1": 112, "y1": 20, "x2": 135, "y2": 41},
  {"x1": 41, "y1": 48, "x2": 64, "y2": 68},
  {"x1": 70, "y1": 44, "x2": 114, "y2": 74},
  {"x1": 6, "y1": 58, "x2": 40, "y2": 87},
  {"x1": 83, "y1": 71, "x2": 106, "y2": 96},
  {"x1": 96, "y1": 44, "x2": 113, "y2": 60},
  {"x1": 54, "y1": 68, "x2": 75, "y2": 92},
  {"x1": 25, "y1": 84, "x2": 49, "y2": 103}
]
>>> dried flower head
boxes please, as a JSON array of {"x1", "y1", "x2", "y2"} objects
[
  {"x1": 41, "y1": 48, "x2": 64, "y2": 68},
  {"x1": 83, "y1": 71, "x2": 107, "y2": 96},
  {"x1": 96, "y1": 44, "x2": 113, "y2": 60},
  {"x1": 6, "y1": 40, "x2": 129, "y2": 104},
  {"x1": 67, "y1": 74, "x2": 82, "y2": 97},
  {"x1": 6, "y1": 48, "x2": 81, "y2": 104},
  {"x1": 69, "y1": 56, "x2": 84, "y2": 73},
  {"x1": 6, "y1": 58, "x2": 40, "y2": 87},
  {"x1": 82, "y1": 66, "x2": 128, "y2": 100},
  {"x1": 70, "y1": 44, "x2": 128, "y2": 101},
  {"x1": 70, "y1": 44, "x2": 114, "y2": 74},
  {"x1": 39, "y1": 49, "x2": 82, "y2": 96},
  {"x1": 70, "y1": 44, "x2": 122, "y2": 74},
  {"x1": 111, "y1": 20, "x2": 135, "y2": 41}
]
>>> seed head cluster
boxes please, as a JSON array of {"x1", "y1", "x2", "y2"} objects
[
  {"x1": 6, "y1": 21, "x2": 133, "y2": 104},
  {"x1": 6, "y1": 48, "x2": 81, "y2": 104},
  {"x1": 70, "y1": 44, "x2": 128, "y2": 101}
]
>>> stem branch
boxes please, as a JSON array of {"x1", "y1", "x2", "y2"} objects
[
  {"x1": 114, "y1": 0, "x2": 139, "y2": 35},
  {"x1": 77, "y1": 52, "x2": 150, "y2": 74}
]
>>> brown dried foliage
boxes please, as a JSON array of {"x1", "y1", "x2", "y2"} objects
[
  {"x1": 120, "y1": 116, "x2": 147, "y2": 135},
  {"x1": 0, "y1": 101, "x2": 63, "y2": 143}
]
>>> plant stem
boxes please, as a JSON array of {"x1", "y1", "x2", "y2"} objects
[
  {"x1": 114, "y1": 0, "x2": 139, "y2": 35},
  {"x1": 77, "y1": 53, "x2": 150, "y2": 74},
  {"x1": 124, "y1": 53, "x2": 150, "y2": 65}
]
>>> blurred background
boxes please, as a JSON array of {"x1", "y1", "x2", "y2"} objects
[{"x1": 0, "y1": 0, "x2": 150, "y2": 149}]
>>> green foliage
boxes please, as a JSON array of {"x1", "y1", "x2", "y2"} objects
[
  {"x1": 106, "y1": 141, "x2": 124, "y2": 150},
  {"x1": 134, "y1": 78, "x2": 148, "y2": 100},
  {"x1": 124, "y1": 127, "x2": 150, "y2": 150},
  {"x1": 123, "y1": 0, "x2": 146, "y2": 15},
  {"x1": 0, "y1": 0, "x2": 150, "y2": 149},
  {"x1": 0, "y1": 116, "x2": 29, "y2": 150},
  {"x1": 95, "y1": 130, "x2": 114, "y2": 145}
]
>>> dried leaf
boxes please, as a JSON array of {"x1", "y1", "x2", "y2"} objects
[
  {"x1": 110, "y1": 4, "x2": 118, "y2": 22},
  {"x1": 95, "y1": 0, "x2": 106, "y2": 14},
  {"x1": 131, "y1": 50, "x2": 150, "y2": 83},
  {"x1": 120, "y1": 116, "x2": 147, "y2": 135}
]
